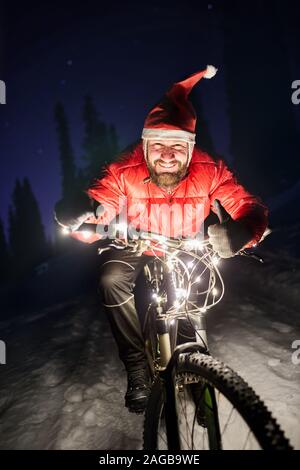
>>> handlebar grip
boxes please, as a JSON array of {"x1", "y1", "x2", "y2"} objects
[{"x1": 76, "y1": 222, "x2": 98, "y2": 233}]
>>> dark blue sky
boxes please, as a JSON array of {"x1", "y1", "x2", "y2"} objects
[
  {"x1": 0, "y1": 1, "x2": 230, "y2": 239},
  {"x1": 1, "y1": 1, "x2": 300, "y2": 239}
]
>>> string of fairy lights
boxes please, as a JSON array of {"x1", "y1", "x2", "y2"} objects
[
  {"x1": 60, "y1": 224, "x2": 225, "y2": 316},
  {"x1": 141, "y1": 235, "x2": 225, "y2": 319}
]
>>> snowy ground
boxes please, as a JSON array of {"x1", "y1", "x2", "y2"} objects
[
  {"x1": 208, "y1": 251, "x2": 300, "y2": 449},
  {"x1": 0, "y1": 248, "x2": 299, "y2": 449},
  {"x1": 0, "y1": 295, "x2": 143, "y2": 450}
]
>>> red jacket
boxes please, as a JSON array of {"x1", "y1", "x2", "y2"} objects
[{"x1": 72, "y1": 142, "x2": 268, "y2": 248}]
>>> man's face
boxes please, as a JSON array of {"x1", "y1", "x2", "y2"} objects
[{"x1": 146, "y1": 139, "x2": 189, "y2": 189}]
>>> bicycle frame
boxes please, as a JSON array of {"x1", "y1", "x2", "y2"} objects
[
  {"x1": 144, "y1": 255, "x2": 209, "y2": 369},
  {"x1": 67, "y1": 225, "x2": 290, "y2": 450},
  {"x1": 144, "y1": 255, "x2": 219, "y2": 450}
]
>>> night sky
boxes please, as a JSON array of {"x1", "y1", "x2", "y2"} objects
[{"x1": 1, "y1": 1, "x2": 299, "y2": 239}]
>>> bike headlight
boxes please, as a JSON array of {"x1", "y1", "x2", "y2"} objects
[
  {"x1": 81, "y1": 230, "x2": 93, "y2": 240},
  {"x1": 61, "y1": 227, "x2": 70, "y2": 235}
]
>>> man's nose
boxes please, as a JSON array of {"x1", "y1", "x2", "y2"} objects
[{"x1": 161, "y1": 148, "x2": 175, "y2": 160}]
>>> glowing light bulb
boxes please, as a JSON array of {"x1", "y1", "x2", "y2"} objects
[
  {"x1": 176, "y1": 288, "x2": 187, "y2": 299},
  {"x1": 116, "y1": 222, "x2": 127, "y2": 232},
  {"x1": 152, "y1": 293, "x2": 162, "y2": 303},
  {"x1": 212, "y1": 256, "x2": 220, "y2": 266},
  {"x1": 212, "y1": 288, "x2": 218, "y2": 296},
  {"x1": 61, "y1": 227, "x2": 70, "y2": 235},
  {"x1": 185, "y1": 239, "x2": 203, "y2": 250},
  {"x1": 187, "y1": 261, "x2": 194, "y2": 268},
  {"x1": 200, "y1": 307, "x2": 207, "y2": 313},
  {"x1": 153, "y1": 234, "x2": 167, "y2": 243},
  {"x1": 196, "y1": 276, "x2": 201, "y2": 283},
  {"x1": 81, "y1": 230, "x2": 92, "y2": 240},
  {"x1": 197, "y1": 241, "x2": 204, "y2": 250},
  {"x1": 167, "y1": 258, "x2": 174, "y2": 270}
]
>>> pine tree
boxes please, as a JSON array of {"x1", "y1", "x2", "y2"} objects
[
  {"x1": 0, "y1": 218, "x2": 10, "y2": 284},
  {"x1": 108, "y1": 124, "x2": 119, "y2": 161},
  {"x1": 22, "y1": 178, "x2": 49, "y2": 264},
  {"x1": 191, "y1": 89, "x2": 216, "y2": 156},
  {"x1": 221, "y1": 0, "x2": 300, "y2": 198},
  {"x1": 82, "y1": 95, "x2": 118, "y2": 183},
  {"x1": 9, "y1": 178, "x2": 49, "y2": 277},
  {"x1": 54, "y1": 102, "x2": 77, "y2": 199},
  {"x1": 82, "y1": 95, "x2": 107, "y2": 181},
  {"x1": 9, "y1": 179, "x2": 23, "y2": 267}
]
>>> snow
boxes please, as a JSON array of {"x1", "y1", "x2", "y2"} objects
[
  {"x1": 0, "y1": 295, "x2": 143, "y2": 450},
  {"x1": 208, "y1": 250, "x2": 300, "y2": 449},
  {"x1": 0, "y1": 246, "x2": 299, "y2": 450}
]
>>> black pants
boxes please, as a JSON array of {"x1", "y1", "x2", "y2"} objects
[
  {"x1": 98, "y1": 248, "x2": 197, "y2": 373},
  {"x1": 98, "y1": 248, "x2": 150, "y2": 372}
]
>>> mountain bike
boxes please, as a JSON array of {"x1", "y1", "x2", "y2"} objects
[{"x1": 70, "y1": 223, "x2": 292, "y2": 451}]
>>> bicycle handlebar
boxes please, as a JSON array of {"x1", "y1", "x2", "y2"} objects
[{"x1": 62, "y1": 221, "x2": 264, "y2": 262}]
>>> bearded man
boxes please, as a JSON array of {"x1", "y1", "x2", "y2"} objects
[{"x1": 55, "y1": 66, "x2": 268, "y2": 413}]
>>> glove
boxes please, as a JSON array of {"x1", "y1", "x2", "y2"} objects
[
  {"x1": 207, "y1": 199, "x2": 253, "y2": 258},
  {"x1": 54, "y1": 191, "x2": 95, "y2": 231}
]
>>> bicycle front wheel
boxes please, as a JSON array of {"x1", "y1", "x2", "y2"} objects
[{"x1": 143, "y1": 352, "x2": 292, "y2": 450}]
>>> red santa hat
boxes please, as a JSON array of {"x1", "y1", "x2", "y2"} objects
[{"x1": 142, "y1": 65, "x2": 217, "y2": 161}]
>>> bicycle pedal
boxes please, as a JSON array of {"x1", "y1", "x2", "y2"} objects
[
  {"x1": 126, "y1": 400, "x2": 147, "y2": 414},
  {"x1": 196, "y1": 410, "x2": 208, "y2": 428},
  {"x1": 128, "y1": 408, "x2": 145, "y2": 415}
]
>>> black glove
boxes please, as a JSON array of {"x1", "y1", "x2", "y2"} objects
[
  {"x1": 54, "y1": 191, "x2": 95, "y2": 231},
  {"x1": 207, "y1": 199, "x2": 253, "y2": 258}
]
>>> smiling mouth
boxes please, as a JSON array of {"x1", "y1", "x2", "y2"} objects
[{"x1": 157, "y1": 161, "x2": 177, "y2": 169}]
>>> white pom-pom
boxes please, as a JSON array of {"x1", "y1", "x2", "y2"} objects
[{"x1": 204, "y1": 65, "x2": 218, "y2": 79}]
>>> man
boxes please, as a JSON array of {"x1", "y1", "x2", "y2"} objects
[{"x1": 55, "y1": 65, "x2": 268, "y2": 413}]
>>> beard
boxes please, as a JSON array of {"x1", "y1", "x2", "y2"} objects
[{"x1": 146, "y1": 159, "x2": 188, "y2": 189}]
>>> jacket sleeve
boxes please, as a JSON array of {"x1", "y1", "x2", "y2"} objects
[
  {"x1": 69, "y1": 164, "x2": 127, "y2": 244},
  {"x1": 86, "y1": 163, "x2": 127, "y2": 224},
  {"x1": 209, "y1": 160, "x2": 268, "y2": 248}
]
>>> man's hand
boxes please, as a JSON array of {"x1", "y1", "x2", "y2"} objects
[
  {"x1": 54, "y1": 192, "x2": 95, "y2": 232},
  {"x1": 207, "y1": 199, "x2": 253, "y2": 258}
]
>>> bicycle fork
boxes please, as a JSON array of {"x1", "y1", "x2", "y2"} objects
[
  {"x1": 155, "y1": 311, "x2": 208, "y2": 370},
  {"x1": 153, "y1": 264, "x2": 212, "y2": 449}
]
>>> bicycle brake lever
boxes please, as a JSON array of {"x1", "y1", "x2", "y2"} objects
[
  {"x1": 98, "y1": 246, "x2": 112, "y2": 255},
  {"x1": 109, "y1": 240, "x2": 128, "y2": 250},
  {"x1": 239, "y1": 250, "x2": 264, "y2": 263},
  {"x1": 98, "y1": 239, "x2": 127, "y2": 255}
]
